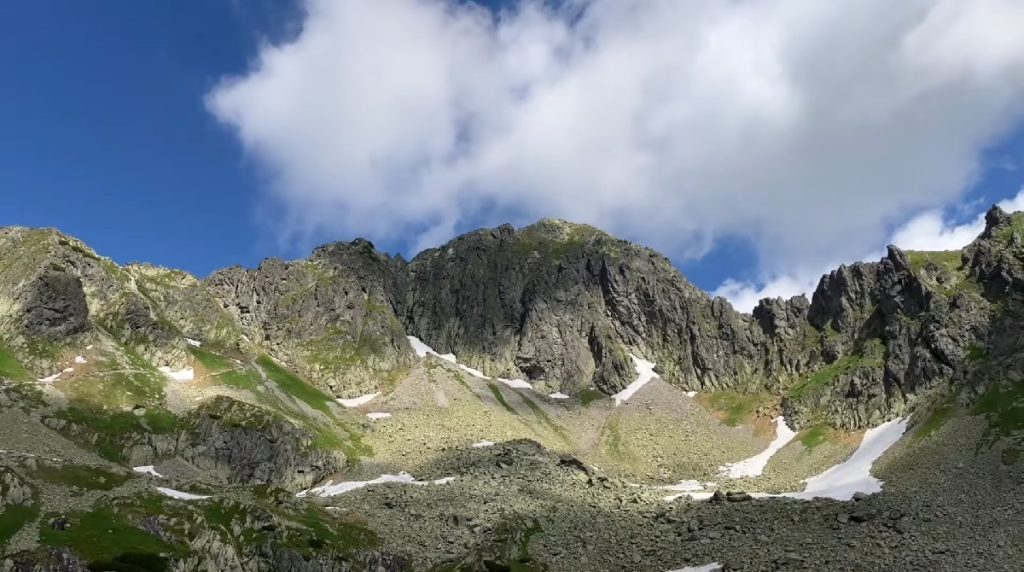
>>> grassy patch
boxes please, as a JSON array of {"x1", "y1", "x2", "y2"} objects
[
  {"x1": 577, "y1": 388, "x2": 606, "y2": 406},
  {"x1": 0, "y1": 343, "x2": 30, "y2": 381},
  {"x1": 788, "y1": 339, "x2": 885, "y2": 400},
  {"x1": 191, "y1": 347, "x2": 260, "y2": 391},
  {"x1": 278, "y1": 504, "x2": 379, "y2": 555},
  {"x1": 799, "y1": 425, "x2": 830, "y2": 449},
  {"x1": 519, "y1": 394, "x2": 572, "y2": 446},
  {"x1": 966, "y1": 345, "x2": 988, "y2": 362},
  {"x1": 39, "y1": 508, "x2": 181, "y2": 568},
  {"x1": 915, "y1": 403, "x2": 958, "y2": 440},
  {"x1": 974, "y1": 381, "x2": 1024, "y2": 438},
  {"x1": 257, "y1": 355, "x2": 333, "y2": 414},
  {"x1": 30, "y1": 464, "x2": 129, "y2": 491},
  {"x1": 601, "y1": 416, "x2": 632, "y2": 462},
  {"x1": 57, "y1": 406, "x2": 181, "y2": 462},
  {"x1": 697, "y1": 391, "x2": 771, "y2": 427},
  {"x1": 487, "y1": 383, "x2": 518, "y2": 415},
  {"x1": 0, "y1": 503, "x2": 38, "y2": 547},
  {"x1": 994, "y1": 212, "x2": 1024, "y2": 245},
  {"x1": 905, "y1": 250, "x2": 980, "y2": 297},
  {"x1": 906, "y1": 250, "x2": 962, "y2": 273}
]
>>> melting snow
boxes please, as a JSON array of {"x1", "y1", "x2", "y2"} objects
[
  {"x1": 133, "y1": 465, "x2": 163, "y2": 478},
  {"x1": 408, "y1": 336, "x2": 532, "y2": 386},
  {"x1": 39, "y1": 368, "x2": 74, "y2": 383},
  {"x1": 718, "y1": 416, "x2": 797, "y2": 479},
  {"x1": 660, "y1": 480, "x2": 707, "y2": 492},
  {"x1": 685, "y1": 391, "x2": 698, "y2": 398},
  {"x1": 472, "y1": 440, "x2": 496, "y2": 448},
  {"x1": 296, "y1": 472, "x2": 454, "y2": 498},
  {"x1": 158, "y1": 366, "x2": 195, "y2": 382},
  {"x1": 338, "y1": 392, "x2": 380, "y2": 408},
  {"x1": 366, "y1": 412, "x2": 392, "y2": 420},
  {"x1": 782, "y1": 417, "x2": 908, "y2": 501},
  {"x1": 498, "y1": 378, "x2": 532, "y2": 389},
  {"x1": 548, "y1": 392, "x2": 570, "y2": 399},
  {"x1": 408, "y1": 336, "x2": 439, "y2": 358},
  {"x1": 611, "y1": 355, "x2": 657, "y2": 405},
  {"x1": 666, "y1": 564, "x2": 722, "y2": 572},
  {"x1": 157, "y1": 487, "x2": 210, "y2": 500},
  {"x1": 665, "y1": 418, "x2": 908, "y2": 502},
  {"x1": 184, "y1": 338, "x2": 202, "y2": 347},
  {"x1": 73, "y1": 356, "x2": 87, "y2": 364}
]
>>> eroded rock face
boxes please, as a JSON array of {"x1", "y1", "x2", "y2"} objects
[
  {"x1": 400, "y1": 220, "x2": 783, "y2": 394},
  {"x1": 23, "y1": 270, "x2": 89, "y2": 339},
  {"x1": 205, "y1": 241, "x2": 412, "y2": 397},
  {"x1": 177, "y1": 396, "x2": 344, "y2": 489}
]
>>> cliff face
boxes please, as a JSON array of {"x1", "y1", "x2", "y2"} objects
[
  {"x1": 2, "y1": 209, "x2": 1022, "y2": 429},
  {"x1": 204, "y1": 239, "x2": 412, "y2": 397},
  {"x1": 398, "y1": 219, "x2": 787, "y2": 396}
]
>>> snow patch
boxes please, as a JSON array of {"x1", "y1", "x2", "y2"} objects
[
  {"x1": 338, "y1": 392, "x2": 380, "y2": 408},
  {"x1": 158, "y1": 366, "x2": 195, "y2": 382},
  {"x1": 39, "y1": 368, "x2": 74, "y2": 383},
  {"x1": 718, "y1": 416, "x2": 797, "y2": 479},
  {"x1": 611, "y1": 355, "x2": 657, "y2": 405},
  {"x1": 73, "y1": 356, "x2": 87, "y2": 364},
  {"x1": 685, "y1": 391, "x2": 698, "y2": 398},
  {"x1": 783, "y1": 417, "x2": 908, "y2": 501},
  {"x1": 133, "y1": 465, "x2": 163, "y2": 478},
  {"x1": 157, "y1": 487, "x2": 210, "y2": 500},
  {"x1": 407, "y1": 336, "x2": 437, "y2": 358},
  {"x1": 409, "y1": 336, "x2": 530, "y2": 385},
  {"x1": 548, "y1": 392, "x2": 570, "y2": 399},
  {"x1": 366, "y1": 412, "x2": 392, "y2": 420},
  {"x1": 498, "y1": 378, "x2": 532, "y2": 389},
  {"x1": 297, "y1": 472, "x2": 454, "y2": 498},
  {"x1": 184, "y1": 338, "x2": 202, "y2": 347},
  {"x1": 665, "y1": 418, "x2": 908, "y2": 502},
  {"x1": 660, "y1": 480, "x2": 706, "y2": 492},
  {"x1": 666, "y1": 564, "x2": 722, "y2": 572},
  {"x1": 472, "y1": 440, "x2": 496, "y2": 448}
]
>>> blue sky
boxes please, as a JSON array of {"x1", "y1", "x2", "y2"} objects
[{"x1": 2, "y1": 0, "x2": 1024, "y2": 301}]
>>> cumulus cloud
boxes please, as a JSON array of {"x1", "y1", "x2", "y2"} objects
[
  {"x1": 715, "y1": 188, "x2": 1024, "y2": 312},
  {"x1": 209, "y1": 0, "x2": 1024, "y2": 271}
]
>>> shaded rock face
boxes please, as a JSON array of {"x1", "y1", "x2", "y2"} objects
[
  {"x1": 22, "y1": 270, "x2": 90, "y2": 339},
  {"x1": 177, "y1": 396, "x2": 343, "y2": 490},
  {"x1": 204, "y1": 241, "x2": 413, "y2": 397},
  {"x1": 399, "y1": 220, "x2": 787, "y2": 394}
]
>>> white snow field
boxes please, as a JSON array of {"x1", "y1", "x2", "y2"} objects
[
  {"x1": 782, "y1": 417, "x2": 909, "y2": 501},
  {"x1": 611, "y1": 354, "x2": 657, "y2": 405},
  {"x1": 472, "y1": 440, "x2": 496, "y2": 448},
  {"x1": 366, "y1": 412, "x2": 392, "y2": 420},
  {"x1": 337, "y1": 392, "x2": 380, "y2": 407},
  {"x1": 666, "y1": 418, "x2": 909, "y2": 502},
  {"x1": 132, "y1": 465, "x2": 163, "y2": 478},
  {"x1": 158, "y1": 366, "x2": 195, "y2": 381},
  {"x1": 548, "y1": 392, "x2": 570, "y2": 399},
  {"x1": 157, "y1": 487, "x2": 210, "y2": 500},
  {"x1": 296, "y1": 472, "x2": 455, "y2": 498},
  {"x1": 718, "y1": 416, "x2": 798, "y2": 478}
]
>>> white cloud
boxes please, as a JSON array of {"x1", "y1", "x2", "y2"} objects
[
  {"x1": 209, "y1": 0, "x2": 1024, "y2": 269},
  {"x1": 714, "y1": 188, "x2": 1024, "y2": 312}
]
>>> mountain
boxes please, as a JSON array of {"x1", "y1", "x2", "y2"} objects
[{"x1": 0, "y1": 211, "x2": 1021, "y2": 571}]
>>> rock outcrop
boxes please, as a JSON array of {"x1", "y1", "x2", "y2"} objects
[{"x1": 205, "y1": 241, "x2": 412, "y2": 398}]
